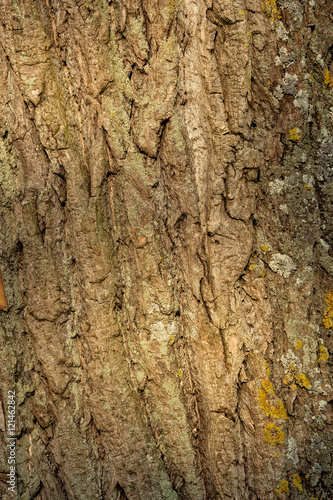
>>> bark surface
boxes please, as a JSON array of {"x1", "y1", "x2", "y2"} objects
[{"x1": 0, "y1": 0, "x2": 333, "y2": 499}]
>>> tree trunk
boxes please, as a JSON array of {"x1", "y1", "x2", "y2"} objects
[{"x1": 0, "y1": 0, "x2": 332, "y2": 498}]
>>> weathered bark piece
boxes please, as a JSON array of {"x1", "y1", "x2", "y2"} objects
[{"x1": 0, "y1": 0, "x2": 332, "y2": 499}]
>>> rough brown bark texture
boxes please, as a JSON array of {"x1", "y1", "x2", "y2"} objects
[{"x1": 0, "y1": 0, "x2": 333, "y2": 498}]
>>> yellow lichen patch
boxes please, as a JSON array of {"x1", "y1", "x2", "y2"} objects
[
  {"x1": 324, "y1": 68, "x2": 333, "y2": 88},
  {"x1": 318, "y1": 345, "x2": 328, "y2": 363},
  {"x1": 293, "y1": 473, "x2": 303, "y2": 492},
  {"x1": 283, "y1": 364, "x2": 296, "y2": 385},
  {"x1": 323, "y1": 291, "x2": 333, "y2": 328},
  {"x1": 169, "y1": 334, "x2": 176, "y2": 345},
  {"x1": 274, "y1": 452, "x2": 280, "y2": 457},
  {"x1": 262, "y1": 0, "x2": 282, "y2": 21},
  {"x1": 168, "y1": 0, "x2": 180, "y2": 19},
  {"x1": 259, "y1": 388, "x2": 271, "y2": 415},
  {"x1": 264, "y1": 423, "x2": 285, "y2": 445},
  {"x1": 276, "y1": 479, "x2": 289, "y2": 494},
  {"x1": 249, "y1": 260, "x2": 255, "y2": 271},
  {"x1": 283, "y1": 363, "x2": 311, "y2": 389},
  {"x1": 259, "y1": 384, "x2": 288, "y2": 420},
  {"x1": 262, "y1": 271, "x2": 266, "y2": 278},
  {"x1": 289, "y1": 128, "x2": 301, "y2": 141},
  {"x1": 264, "y1": 360, "x2": 271, "y2": 376},
  {"x1": 262, "y1": 379, "x2": 275, "y2": 394},
  {"x1": 262, "y1": 245, "x2": 270, "y2": 252},
  {"x1": 270, "y1": 400, "x2": 288, "y2": 420},
  {"x1": 295, "y1": 340, "x2": 303, "y2": 350},
  {"x1": 297, "y1": 373, "x2": 311, "y2": 389},
  {"x1": 177, "y1": 369, "x2": 183, "y2": 381}
]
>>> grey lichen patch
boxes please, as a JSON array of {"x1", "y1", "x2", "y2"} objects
[
  {"x1": 281, "y1": 350, "x2": 302, "y2": 371},
  {"x1": 280, "y1": 73, "x2": 298, "y2": 96},
  {"x1": 273, "y1": 85, "x2": 284, "y2": 101},
  {"x1": 287, "y1": 436, "x2": 299, "y2": 465},
  {"x1": 269, "y1": 178, "x2": 285, "y2": 195},
  {"x1": 319, "y1": 400, "x2": 327, "y2": 412},
  {"x1": 293, "y1": 90, "x2": 313, "y2": 120},
  {"x1": 275, "y1": 47, "x2": 296, "y2": 69},
  {"x1": 320, "y1": 239, "x2": 330, "y2": 252},
  {"x1": 302, "y1": 174, "x2": 315, "y2": 188},
  {"x1": 128, "y1": 17, "x2": 149, "y2": 62},
  {"x1": 279, "y1": 0, "x2": 304, "y2": 28},
  {"x1": 275, "y1": 22, "x2": 289, "y2": 41},
  {"x1": 274, "y1": 73, "x2": 300, "y2": 102},
  {"x1": 269, "y1": 253, "x2": 297, "y2": 278},
  {"x1": 0, "y1": 137, "x2": 16, "y2": 207}
]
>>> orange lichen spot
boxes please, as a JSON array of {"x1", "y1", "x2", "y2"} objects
[
  {"x1": 0, "y1": 270, "x2": 7, "y2": 311},
  {"x1": 262, "y1": 0, "x2": 282, "y2": 21},
  {"x1": 295, "y1": 340, "x2": 303, "y2": 350},
  {"x1": 264, "y1": 423, "x2": 285, "y2": 445},
  {"x1": 264, "y1": 360, "x2": 271, "y2": 376},
  {"x1": 318, "y1": 345, "x2": 328, "y2": 363},
  {"x1": 276, "y1": 480, "x2": 289, "y2": 494},
  {"x1": 323, "y1": 291, "x2": 333, "y2": 328},
  {"x1": 262, "y1": 379, "x2": 274, "y2": 394},
  {"x1": 324, "y1": 68, "x2": 333, "y2": 88},
  {"x1": 262, "y1": 245, "x2": 270, "y2": 252},
  {"x1": 293, "y1": 473, "x2": 303, "y2": 492},
  {"x1": 137, "y1": 235, "x2": 147, "y2": 248},
  {"x1": 270, "y1": 400, "x2": 288, "y2": 420},
  {"x1": 289, "y1": 128, "x2": 301, "y2": 141},
  {"x1": 304, "y1": 184, "x2": 314, "y2": 190}
]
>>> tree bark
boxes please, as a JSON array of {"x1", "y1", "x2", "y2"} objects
[{"x1": 0, "y1": 0, "x2": 332, "y2": 498}]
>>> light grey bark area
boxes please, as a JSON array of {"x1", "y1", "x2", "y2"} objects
[{"x1": 0, "y1": 0, "x2": 332, "y2": 498}]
